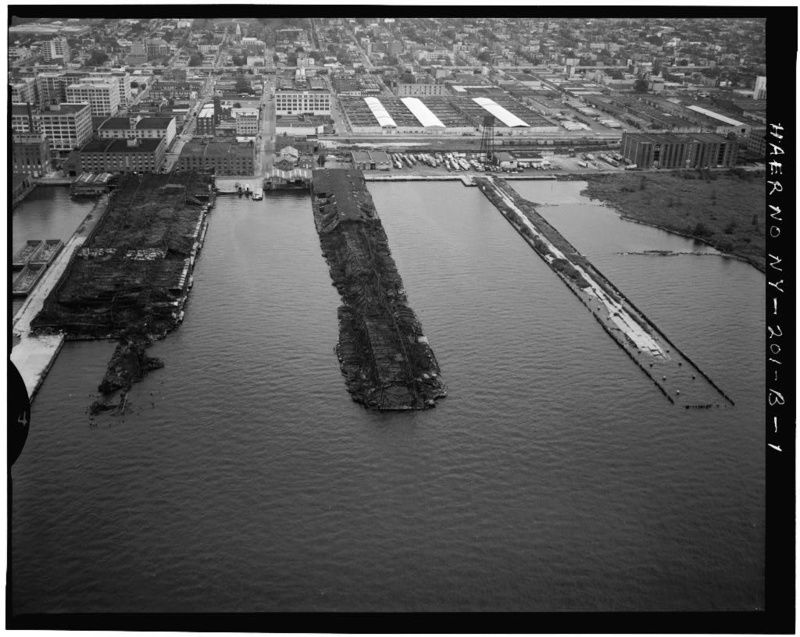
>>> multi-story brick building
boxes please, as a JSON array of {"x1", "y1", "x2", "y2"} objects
[
  {"x1": 36, "y1": 71, "x2": 68, "y2": 106},
  {"x1": 196, "y1": 104, "x2": 216, "y2": 136},
  {"x1": 275, "y1": 90, "x2": 332, "y2": 115},
  {"x1": 98, "y1": 115, "x2": 177, "y2": 148},
  {"x1": 66, "y1": 81, "x2": 121, "y2": 117},
  {"x1": 177, "y1": 140, "x2": 254, "y2": 175},
  {"x1": 12, "y1": 103, "x2": 94, "y2": 154},
  {"x1": 76, "y1": 137, "x2": 167, "y2": 174},
  {"x1": 12, "y1": 133, "x2": 51, "y2": 175},
  {"x1": 395, "y1": 83, "x2": 449, "y2": 97},
  {"x1": 621, "y1": 132, "x2": 738, "y2": 169},
  {"x1": 746, "y1": 127, "x2": 766, "y2": 157},
  {"x1": 11, "y1": 77, "x2": 37, "y2": 105},
  {"x1": 85, "y1": 72, "x2": 132, "y2": 108},
  {"x1": 233, "y1": 108, "x2": 259, "y2": 135}
]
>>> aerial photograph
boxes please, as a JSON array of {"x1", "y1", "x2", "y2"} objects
[{"x1": 6, "y1": 4, "x2": 794, "y2": 633}]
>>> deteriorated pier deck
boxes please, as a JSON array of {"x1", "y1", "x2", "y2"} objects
[
  {"x1": 311, "y1": 168, "x2": 446, "y2": 410},
  {"x1": 476, "y1": 176, "x2": 733, "y2": 409}
]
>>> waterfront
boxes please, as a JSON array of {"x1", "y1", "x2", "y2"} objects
[
  {"x1": 11, "y1": 187, "x2": 96, "y2": 317},
  {"x1": 11, "y1": 182, "x2": 764, "y2": 612}
]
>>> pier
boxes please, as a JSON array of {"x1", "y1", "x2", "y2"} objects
[
  {"x1": 311, "y1": 168, "x2": 446, "y2": 410},
  {"x1": 475, "y1": 176, "x2": 733, "y2": 409},
  {"x1": 12, "y1": 194, "x2": 110, "y2": 401}
]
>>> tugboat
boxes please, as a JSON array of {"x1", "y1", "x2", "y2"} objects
[
  {"x1": 245, "y1": 185, "x2": 252, "y2": 198},
  {"x1": 236, "y1": 182, "x2": 243, "y2": 197}
]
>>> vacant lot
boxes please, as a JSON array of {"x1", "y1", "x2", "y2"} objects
[{"x1": 581, "y1": 169, "x2": 766, "y2": 272}]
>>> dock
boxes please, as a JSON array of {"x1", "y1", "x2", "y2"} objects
[
  {"x1": 11, "y1": 194, "x2": 110, "y2": 401},
  {"x1": 476, "y1": 176, "x2": 734, "y2": 409}
]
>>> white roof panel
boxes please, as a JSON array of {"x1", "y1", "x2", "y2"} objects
[
  {"x1": 363, "y1": 96, "x2": 397, "y2": 128},
  {"x1": 400, "y1": 97, "x2": 445, "y2": 128},
  {"x1": 472, "y1": 97, "x2": 529, "y2": 127},
  {"x1": 686, "y1": 104, "x2": 744, "y2": 127}
]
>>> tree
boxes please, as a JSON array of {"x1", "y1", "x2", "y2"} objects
[
  {"x1": 317, "y1": 153, "x2": 326, "y2": 166},
  {"x1": 87, "y1": 49, "x2": 109, "y2": 66},
  {"x1": 189, "y1": 53, "x2": 203, "y2": 67},
  {"x1": 633, "y1": 78, "x2": 649, "y2": 93}
]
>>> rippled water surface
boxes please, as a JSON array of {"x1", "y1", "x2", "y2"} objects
[{"x1": 11, "y1": 182, "x2": 764, "y2": 613}]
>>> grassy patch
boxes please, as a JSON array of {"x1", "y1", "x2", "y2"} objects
[{"x1": 581, "y1": 170, "x2": 765, "y2": 271}]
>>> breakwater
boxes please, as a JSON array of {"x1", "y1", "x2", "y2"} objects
[
  {"x1": 476, "y1": 176, "x2": 734, "y2": 409},
  {"x1": 311, "y1": 169, "x2": 446, "y2": 410}
]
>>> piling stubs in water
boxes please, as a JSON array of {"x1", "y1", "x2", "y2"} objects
[{"x1": 311, "y1": 168, "x2": 446, "y2": 410}]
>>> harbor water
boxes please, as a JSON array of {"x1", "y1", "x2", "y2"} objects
[
  {"x1": 12, "y1": 186, "x2": 96, "y2": 317},
  {"x1": 11, "y1": 182, "x2": 764, "y2": 612}
]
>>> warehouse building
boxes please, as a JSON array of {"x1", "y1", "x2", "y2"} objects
[
  {"x1": 98, "y1": 116, "x2": 177, "y2": 148},
  {"x1": 275, "y1": 90, "x2": 332, "y2": 115},
  {"x1": 196, "y1": 104, "x2": 216, "y2": 136},
  {"x1": 351, "y1": 150, "x2": 392, "y2": 170},
  {"x1": 66, "y1": 80, "x2": 121, "y2": 116},
  {"x1": 621, "y1": 132, "x2": 738, "y2": 169},
  {"x1": 12, "y1": 133, "x2": 51, "y2": 176},
  {"x1": 177, "y1": 140, "x2": 255, "y2": 175},
  {"x1": 77, "y1": 137, "x2": 167, "y2": 174}
]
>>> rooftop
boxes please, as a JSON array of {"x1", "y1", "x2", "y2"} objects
[{"x1": 80, "y1": 138, "x2": 164, "y2": 153}]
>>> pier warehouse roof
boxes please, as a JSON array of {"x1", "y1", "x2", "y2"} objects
[
  {"x1": 400, "y1": 97, "x2": 445, "y2": 128},
  {"x1": 472, "y1": 97, "x2": 529, "y2": 127},
  {"x1": 685, "y1": 104, "x2": 744, "y2": 127},
  {"x1": 363, "y1": 96, "x2": 397, "y2": 128}
]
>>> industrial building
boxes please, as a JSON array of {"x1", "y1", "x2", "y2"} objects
[
  {"x1": 351, "y1": 150, "x2": 392, "y2": 170},
  {"x1": 338, "y1": 93, "x2": 558, "y2": 136},
  {"x1": 77, "y1": 137, "x2": 168, "y2": 174},
  {"x1": 395, "y1": 83, "x2": 449, "y2": 97},
  {"x1": 621, "y1": 132, "x2": 738, "y2": 169},
  {"x1": 275, "y1": 90, "x2": 332, "y2": 115},
  {"x1": 36, "y1": 71, "x2": 68, "y2": 106},
  {"x1": 196, "y1": 104, "x2": 216, "y2": 136},
  {"x1": 98, "y1": 116, "x2": 177, "y2": 148},
  {"x1": 66, "y1": 80, "x2": 121, "y2": 116},
  {"x1": 232, "y1": 108, "x2": 259, "y2": 135},
  {"x1": 177, "y1": 140, "x2": 255, "y2": 175},
  {"x1": 43, "y1": 36, "x2": 70, "y2": 64},
  {"x1": 12, "y1": 133, "x2": 52, "y2": 176},
  {"x1": 11, "y1": 78, "x2": 36, "y2": 104},
  {"x1": 11, "y1": 102, "x2": 94, "y2": 154}
]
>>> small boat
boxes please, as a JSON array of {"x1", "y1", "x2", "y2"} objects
[{"x1": 252, "y1": 188, "x2": 263, "y2": 201}]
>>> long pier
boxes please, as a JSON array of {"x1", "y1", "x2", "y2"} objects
[
  {"x1": 311, "y1": 169, "x2": 446, "y2": 410},
  {"x1": 476, "y1": 177, "x2": 733, "y2": 409},
  {"x1": 11, "y1": 194, "x2": 110, "y2": 401}
]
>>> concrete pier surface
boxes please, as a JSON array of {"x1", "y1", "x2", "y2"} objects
[
  {"x1": 12, "y1": 194, "x2": 110, "y2": 401},
  {"x1": 476, "y1": 177, "x2": 734, "y2": 409}
]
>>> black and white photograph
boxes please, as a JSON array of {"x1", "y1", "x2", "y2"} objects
[{"x1": 5, "y1": 3, "x2": 795, "y2": 633}]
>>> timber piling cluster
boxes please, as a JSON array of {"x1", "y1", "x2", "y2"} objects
[{"x1": 311, "y1": 169, "x2": 446, "y2": 410}]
